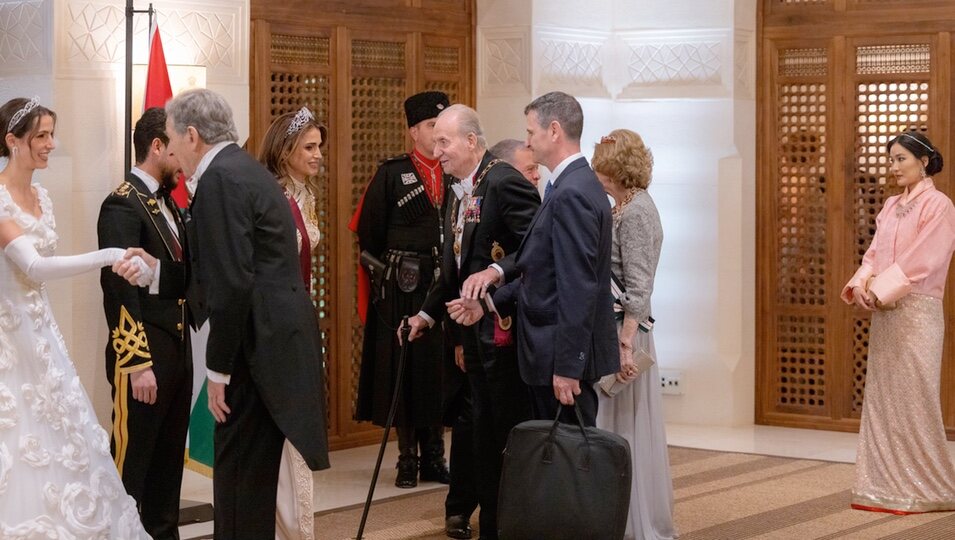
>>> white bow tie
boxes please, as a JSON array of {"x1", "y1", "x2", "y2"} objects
[{"x1": 451, "y1": 178, "x2": 474, "y2": 200}]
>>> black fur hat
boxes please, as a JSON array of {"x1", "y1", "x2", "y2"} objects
[{"x1": 403, "y1": 91, "x2": 449, "y2": 128}]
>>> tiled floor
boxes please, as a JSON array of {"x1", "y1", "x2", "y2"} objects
[{"x1": 178, "y1": 423, "x2": 955, "y2": 538}]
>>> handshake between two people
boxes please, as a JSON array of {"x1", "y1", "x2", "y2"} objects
[
  {"x1": 112, "y1": 247, "x2": 159, "y2": 287},
  {"x1": 398, "y1": 267, "x2": 501, "y2": 344}
]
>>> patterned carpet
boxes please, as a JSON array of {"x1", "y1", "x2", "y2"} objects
[{"x1": 318, "y1": 446, "x2": 955, "y2": 539}]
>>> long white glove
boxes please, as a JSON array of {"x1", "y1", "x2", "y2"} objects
[{"x1": 3, "y1": 235, "x2": 149, "y2": 284}]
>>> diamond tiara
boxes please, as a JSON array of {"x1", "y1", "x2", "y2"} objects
[
  {"x1": 7, "y1": 96, "x2": 40, "y2": 134},
  {"x1": 286, "y1": 107, "x2": 315, "y2": 136}
]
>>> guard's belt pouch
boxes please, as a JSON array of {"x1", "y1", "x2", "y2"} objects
[
  {"x1": 360, "y1": 250, "x2": 386, "y2": 299},
  {"x1": 397, "y1": 256, "x2": 421, "y2": 293}
]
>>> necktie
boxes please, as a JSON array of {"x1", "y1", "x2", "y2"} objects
[
  {"x1": 157, "y1": 189, "x2": 184, "y2": 260},
  {"x1": 543, "y1": 180, "x2": 555, "y2": 201}
]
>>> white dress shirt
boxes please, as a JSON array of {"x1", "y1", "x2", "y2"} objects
[
  {"x1": 185, "y1": 141, "x2": 233, "y2": 385},
  {"x1": 132, "y1": 167, "x2": 181, "y2": 296},
  {"x1": 543, "y1": 151, "x2": 584, "y2": 195},
  {"x1": 419, "y1": 160, "x2": 481, "y2": 327},
  {"x1": 185, "y1": 141, "x2": 233, "y2": 199}
]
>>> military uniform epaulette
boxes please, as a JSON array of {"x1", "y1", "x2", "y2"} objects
[
  {"x1": 379, "y1": 153, "x2": 411, "y2": 166},
  {"x1": 113, "y1": 181, "x2": 135, "y2": 197}
]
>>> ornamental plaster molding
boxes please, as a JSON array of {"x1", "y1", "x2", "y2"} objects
[
  {"x1": 56, "y1": 0, "x2": 246, "y2": 84},
  {"x1": 735, "y1": 30, "x2": 755, "y2": 100},
  {"x1": 536, "y1": 28, "x2": 610, "y2": 97},
  {"x1": 616, "y1": 29, "x2": 731, "y2": 100},
  {"x1": 0, "y1": 0, "x2": 51, "y2": 76},
  {"x1": 478, "y1": 26, "x2": 530, "y2": 97}
]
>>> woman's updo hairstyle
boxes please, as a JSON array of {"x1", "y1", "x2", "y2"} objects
[
  {"x1": 0, "y1": 97, "x2": 57, "y2": 159},
  {"x1": 886, "y1": 131, "x2": 943, "y2": 176}
]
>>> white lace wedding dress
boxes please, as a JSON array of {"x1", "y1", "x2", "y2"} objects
[{"x1": 0, "y1": 184, "x2": 149, "y2": 538}]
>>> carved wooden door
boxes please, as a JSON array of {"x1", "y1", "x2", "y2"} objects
[
  {"x1": 757, "y1": 0, "x2": 955, "y2": 435},
  {"x1": 250, "y1": 1, "x2": 474, "y2": 450}
]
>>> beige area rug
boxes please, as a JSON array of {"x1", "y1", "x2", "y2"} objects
[{"x1": 316, "y1": 447, "x2": 955, "y2": 539}]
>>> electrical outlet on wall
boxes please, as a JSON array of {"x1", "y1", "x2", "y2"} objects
[{"x1": 659, "y1": 369, "x2": 683, "y2": 396}]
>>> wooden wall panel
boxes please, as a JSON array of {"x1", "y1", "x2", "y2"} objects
[
  {"x1": 757, "y1": 1, "x2": 955, "y2": 436},
  {"x1": 251, "y1": 1, "x2": 475, "y2": 450}
]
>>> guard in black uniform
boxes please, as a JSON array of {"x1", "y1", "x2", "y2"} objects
[
  {"x1": 355, "y1": 91, "x2": 453, "y2": 488},
  {"x1": 97, "y1": 107, "x2": 193, "y2": 540}
]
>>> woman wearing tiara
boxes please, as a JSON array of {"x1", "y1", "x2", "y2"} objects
[
  {"x1": 842, "y1": 130, "x2": 955, "y2": 514},
  {"x1": 0, "y1": 96, "x2": 150, "y2": 536},
  {"x1": 258, "y1": 106, "x2": 326, "y2": 540}
]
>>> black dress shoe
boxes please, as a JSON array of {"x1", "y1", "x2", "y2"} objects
[
  {"x1": 395, "y1": 456, "x2": 418, "y2": 488},
  {"x1": 420, "y1": 456, "x2": 451, "y2": 484},
  {"x1": 444, "y1": 515, "x2": 472, "y2": 539}
]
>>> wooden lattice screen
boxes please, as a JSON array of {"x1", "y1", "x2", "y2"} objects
[
  {"x1": 757, "y1": 0, "x2": 955, "y2": 435},
  {"x1": 250, "y1": 1, "x2": 474, "y2": 450}
]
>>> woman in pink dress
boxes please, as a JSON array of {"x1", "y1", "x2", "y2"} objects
[{"x1": 842, "y1": 131, "x2": 955, "y2": 514}]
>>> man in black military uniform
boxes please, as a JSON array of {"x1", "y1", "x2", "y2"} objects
[
  {"x1": 97, "y1": 107, "x2": 192, "y2": 540},
  {"x1": 355, "y1": 91, "x2": 452, "y2": 488}
]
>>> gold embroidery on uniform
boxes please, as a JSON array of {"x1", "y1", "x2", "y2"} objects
[
  {"x1": 110, "y1": 306, "x2": 152, "y2": 475},
  {"x1": 111, "y1": 306, "x2": 151, "y2": 368},
  {"x1": 112, "y1": 369, "x2": 130, "y2": 475},
  {"x1": 113, "y1": 182, "x2": 133, "y2": 197}
]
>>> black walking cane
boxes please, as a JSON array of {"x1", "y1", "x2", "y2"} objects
[{"x1": 356, "y1": 317, "x2": 411, "y2": 540}]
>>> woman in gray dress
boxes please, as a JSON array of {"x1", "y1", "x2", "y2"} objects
[{"x1": 591, "y1": 129, "x2": 676, "y2": 540}]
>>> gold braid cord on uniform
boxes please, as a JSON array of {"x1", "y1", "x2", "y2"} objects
[
  {"x1": 111, "y1": 305, "x2": 152, "y2": 368},
  {"x1": 110, "y1": 306, "x2": 153, "y2": 475}
]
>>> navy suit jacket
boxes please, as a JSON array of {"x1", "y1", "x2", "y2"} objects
[{"x1": 494, "y1": 156, "x2": 617, "y2": 386}]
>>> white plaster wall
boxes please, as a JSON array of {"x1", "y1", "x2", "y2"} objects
[
  {"x1": 0, "y1": 0, "x2": 249, "y2": 427},
  {"x1": 477, "y1": 0, "x2": 757, "y2": 427}
]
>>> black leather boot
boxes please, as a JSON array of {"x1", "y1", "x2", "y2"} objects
[
  {"x1": 419, "y1": 426, "x2": 451, "y2": 484},
  {"x1": 395, "y1": 426, "x2": 418, "y2": 488}
]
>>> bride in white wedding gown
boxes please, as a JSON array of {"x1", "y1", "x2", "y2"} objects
[{"x1": 0, "y1": 97, "x2": 150, "y2": 538}]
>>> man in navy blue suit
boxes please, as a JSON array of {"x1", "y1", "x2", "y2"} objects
[{"x1": 449, "y1": 91, "x2": 617, "y2": 426}]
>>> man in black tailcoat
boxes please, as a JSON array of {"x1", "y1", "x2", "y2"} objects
[
  {"x1": 449, "y1": 91, "x2": 617, "y2": 427},
  {"x1": 407, "y1": 104, "x2": 540, "y2": 540},
  {"x1": 118, "y1": 89, "x2": 330, "y2": 538}
]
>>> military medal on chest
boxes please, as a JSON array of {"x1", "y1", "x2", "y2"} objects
[
  {"x1": 452, "y1": 159, "x2": 503, "y2": 259},
  {"x1": 490, "y1": 240, "x2": 512, "y2": 331}
]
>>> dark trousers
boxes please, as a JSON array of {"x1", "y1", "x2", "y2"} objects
[
  {"x1": 465, "y1": 326, "x2": 533, "y2": 539},
  {"x1": 529, "y1": 381, "x2": 598, "y2": 427},
  {"x1": 396, "y1": 425, "x2": 445, "y2": 458},
  {"x1": 213, "y1": 358, "x2": 285, "y2": 539},
  {"x1": 445, "y1": 389, "x2": 478, "y2": 519},
  {"x1": 110, "y1": 338, "x2": 192, "y2": 540}
]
